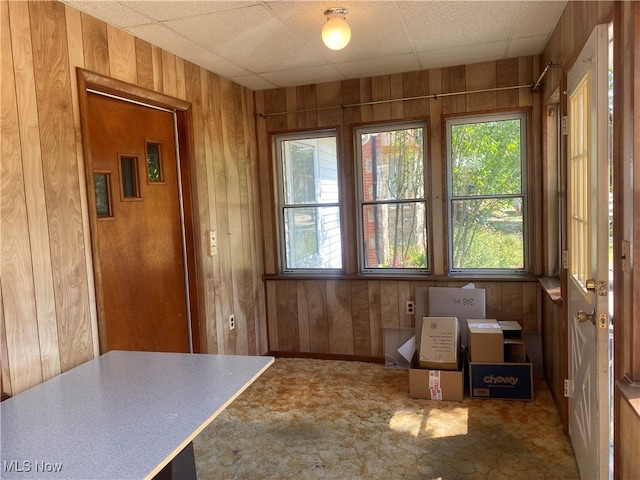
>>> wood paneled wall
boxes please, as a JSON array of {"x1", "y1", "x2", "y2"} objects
[
  {"x1": 255, "y1": 58, "x2": 543, "y2": 359},
  {"x1": 266, "y1": 279, "x2": 540, "y2": 358},
  {"x1": 1, "y1": 0, "x2": 267, "y2": 396}
]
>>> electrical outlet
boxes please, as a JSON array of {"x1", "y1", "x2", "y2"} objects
[
  {"x1": 405, "y1": 300, "x2": 415, "y2": 315},
  {"x1": 229, "y1": 314, "x2": 235, "y2": 330}
]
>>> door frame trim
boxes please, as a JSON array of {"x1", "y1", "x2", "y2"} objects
[{"x1": 76, "y1": 68, "x2": 202, "y2": 354}]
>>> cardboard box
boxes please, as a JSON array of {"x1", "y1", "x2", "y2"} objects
[
  {"x1": 419, "y1": 286, "x2": 485, "y2": 348},
  {"x1": 467, "y1": 319, "x2": 504, "y2": 363},
  {"x1": 418, "y1": 317, "x2": 460, "y2": 371},
  {"x1": 409, "y1": 357, "x2": 465, "y2": 401},
  {"x1": 499, "y1": 321, "x2": 523, "y2": 339},
  {"x1": 384, "y1": 327, "x2": 415, "y2": 369},
  {"x1": 469, "y1": 354, "x2": 534, "y2": 400},
  {"x1": 499, "y1": 321, "x2": 526, "y2": 363}
]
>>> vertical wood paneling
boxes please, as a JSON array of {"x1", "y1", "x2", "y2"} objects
[
  {"x1": 134, "y1": 38, "x2": 154, "y2": 90},
  {"x1": 380, "y1": 281, "x2": 399, "y2": 328},
  {"x1": 1, "y1": 0, "x2": 43, "y2": 393},
  {"x1": 497, "y1": 58, "x2": 520, "y2": 108},
  {"x1": 3, "y1": 2, "x2": 267, "y2": 393},
  {"x1": 220, "y1": 77, "x2": 242, "y2": 355},
  {"x1": 442, "y1": 65, "x2": 466, "y2": 113},
  {"x1": 80, "y1": 12, "x2": 108, "y2": 75},
  {"x1": 296, "y1": 282, "x2": 311, "y2": 352},
  {"x1": 390, "y1": 73, "x2": 404, "y2": 119},
  {"x1": 316, "y1": 80, "x2": 342, "y2": 128},
  {"x1": 276, "y1": 280, "x2": 299, "y2": 351},
  {"x1": 106, "y1": 25, "x2": 136, "y2": 84},
  {"x1": 372, "y1": 75, "x2": 391, "y2": 120},
  {"x1": 65, "y1": 4, "x2": 99, "y2": 358},
  {"x1": 29, "y1": 0, "x2": 94, "y2": 371},
  {"x1": 368, "y1": 281, "x2": 382, "y2": 357},
  {"x1": 327, "y1": 280, "x2": 353, "y2": 354},
  {"x1": 266, "y1": 281, "x2": 279, "y2": 351},
  {"x1": 265, "y1": 278, "x2": 541, "y2": 359},
  {"x1": 296, "y1": 84, "x2": 317, "y2": 129},
  {"x1": 351, "y1": 280, "x2": 371, "y2": 356},
  {"x1": 0, "y1": 289, "x2": 11, "y2": 394},
  {"x1": 402, "y1": 70, "x2": 429, "y2": 118},
  {"x1": 465, "y1": 61, "x2": 497, "y2": 111},
  {"x1": 307, "y1": 280, "x2": 329, "y2": 353},
  {"x1": 232, "y1": 82, "x2": 251, "y2": 356},
  {"x1": 151, "y1": 45, "x2": 163, "y2": 92},
  {"x1": 161, "y1": 50, "x2": 177, "y2": 98},
  {"x1": 9, "y1": 0, "x2": 61, "y2": 382}
]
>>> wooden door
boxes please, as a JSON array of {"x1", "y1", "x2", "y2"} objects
[
  {"x1": 567, "y1": 23, "x2": 610, "y2": 479},
  {"x1": 86, "y1": 91, "x2": 190, "y2": 353}
]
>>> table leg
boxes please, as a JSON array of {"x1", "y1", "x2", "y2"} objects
[{"x1": 154, "y1": 442, "x2": 197, "y2": 480}]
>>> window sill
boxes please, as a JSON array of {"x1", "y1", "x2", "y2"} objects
[
  {"x1": 539, "y1": 276, "x2": 562, "y2": 305},
  {"x1": 617, "y1": 378, "x2": 640, "y2": 421},
  {"x1": 264, "y1": 273, "x2": 541, "y2": 282}
]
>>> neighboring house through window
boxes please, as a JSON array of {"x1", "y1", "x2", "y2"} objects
[
  {"x1": 355, "y1": 122, "x2": 429, "y2": 274},
  {"x1": 276, "y1": 131, "x2": 342, "y2": 272}
]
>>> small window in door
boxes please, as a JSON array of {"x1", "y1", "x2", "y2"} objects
[
  {"x1": 120, "y1": 155, "x2": 141, "y2": 199},
  {"x1": 93, "y1": 171, "x2": 113, "y2": 218},
  {"x1": 146, "y1": 142, "x2": 164, "y2": 184}
]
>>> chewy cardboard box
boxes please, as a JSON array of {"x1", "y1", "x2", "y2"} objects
[
  {"x1": 468, "y1": 354, "x2": 534, "y2": 400},
  {"x1": 422, "y1": 286, "x2": 486, "y2": 349},
  {"x1": 409, "y1": 355, "x2": 465, "y2": 401},
  {"x1": 467, "y1": 319, "x2": 504, "y2": 363},
  {"x1": 418, "y1": 317, "x2": 460, "y2": 371}
]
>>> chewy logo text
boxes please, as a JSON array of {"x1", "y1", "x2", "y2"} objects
[{"x1": 483, "y1": 374, "x2": 519, "y2": 386}]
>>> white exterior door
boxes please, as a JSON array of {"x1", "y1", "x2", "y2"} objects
[{"x1": 567, "y1": 23, "x2": 610, "y2": 480}]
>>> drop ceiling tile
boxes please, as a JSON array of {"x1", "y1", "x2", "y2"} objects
[
  {"x1": 126, "y1": 1, "x2": 259, "y2": 22},
  {"x1": 399, "y1": 1, "x2": 520, "y2": 51},
  {"x1": 260, "y1": 64, "x2": 345, "y2": 88},
  {"x1": 417, "y1": 41, "x2": 508, "y2": 70},
  {"x1": 63, "y1": 1, "x2": 152, "y2": 27},
  {"x1": 507, "y1": 34, "x2": 551, "y2": 58},
  {"x1": 514, "y1": 2, "x2": 566, "y2": 38},
  {"x1": 333, "y1": 53, "x2": 420, "y2": 79},
  {"x1": 164, "y1": 5, "x2": 325, "y2": 73},
  {"x1": 229, "y1": 74, "x2": 279, "y2": 91}
]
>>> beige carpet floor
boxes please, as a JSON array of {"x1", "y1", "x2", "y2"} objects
[{"x1": 193, "y1": 357, "x2": 579, "y2": 480}]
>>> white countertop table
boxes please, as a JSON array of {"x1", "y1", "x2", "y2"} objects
[{"x1": 1, "y1": 351, "x2": 274, "y2": 479}]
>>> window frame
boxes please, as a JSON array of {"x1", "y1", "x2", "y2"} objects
[
  {"x1": 274, "y1": 129, "x2": 344, "y2": 274},
  {"x1": 354, "y1": 120, "x2": 431, "y2": 275},
  {"x1": 445, "y1": 111, "x2": 530, "y2": 275}
]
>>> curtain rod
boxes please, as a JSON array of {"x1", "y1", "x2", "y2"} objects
[
  {"x1": 256, "y1": 84, "x2": 533, "y2": 118},
  {"x1": 531, "y1": 62, "x2": 562, "y2": 92}
]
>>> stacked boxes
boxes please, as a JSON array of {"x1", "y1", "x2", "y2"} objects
[
  {"x1": 467, "y1": 319, "x2": 533, "y2": 400},
  {"x1": 410, "y1": 316, "x2": 464, "y2": 401},
  {"x1": 409, "y1": 286, "x2": 533, "y2": 401}
]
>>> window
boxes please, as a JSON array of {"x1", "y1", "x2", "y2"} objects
[
  {"x1": 355, "y1": 122, "x2": 429, "y2": 273},
  {"x1": 276, "y1": 131, "x2": 342, "y2": 272},
  {"x1": 146, "y1": 142, "x2": 164, "y2": 183},
  {"x1": 446, "y1": 112, "x2": 528, "y2": 273}
]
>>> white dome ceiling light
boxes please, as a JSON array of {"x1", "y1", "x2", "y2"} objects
[{"x1": 322, "y1": 8, "x2": 351, "y2": 51}]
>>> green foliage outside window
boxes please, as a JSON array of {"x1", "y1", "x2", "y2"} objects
[{"x1": 449, "y1": 116, "x2": 526, "y2": 271}]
